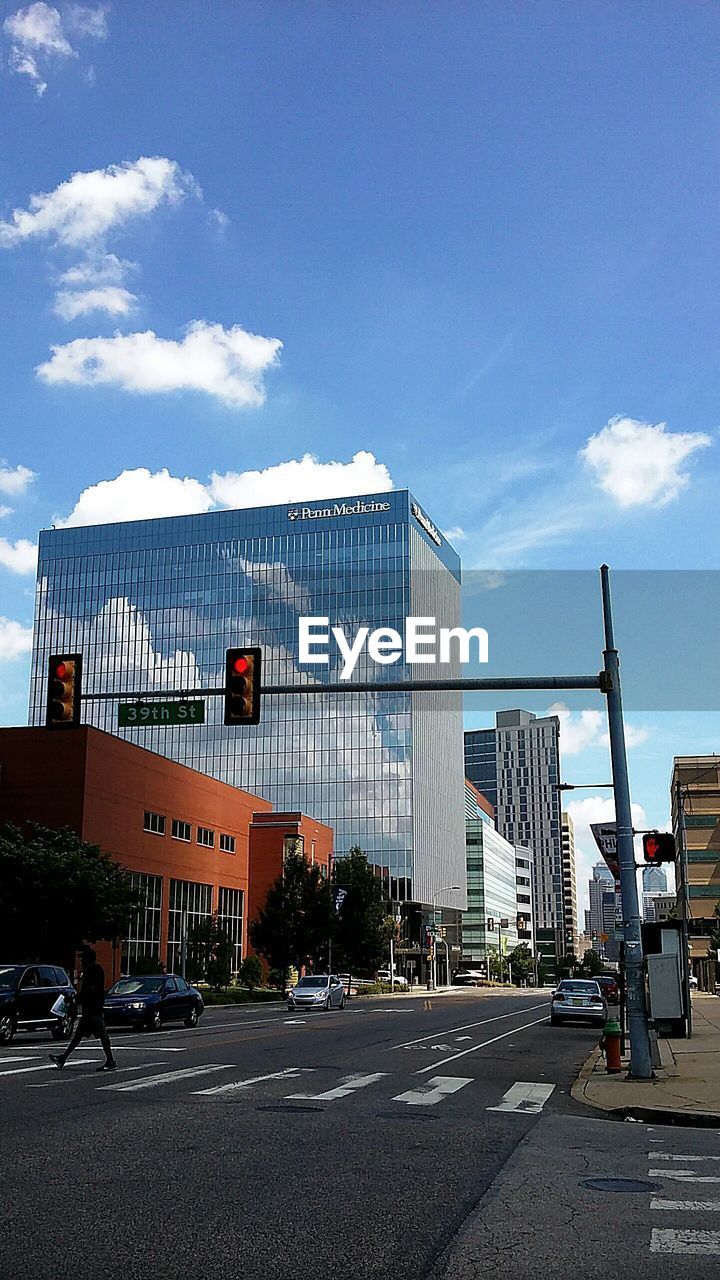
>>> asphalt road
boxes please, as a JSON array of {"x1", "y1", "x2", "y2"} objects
[{"x1": 1, "y1": 989, "x2": 717, "y2": 1279}]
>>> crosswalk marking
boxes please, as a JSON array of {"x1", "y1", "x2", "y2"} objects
[
  {"x1": 0, "y1": 1056, "x2": 38, "y2": 1064},
  {"x1": 651, "y1": 1154, "x2": 720, "y2": 1162},
  {"x1": 0, "y1": 1059, "x2": 97, "y2": 1077},
  {"x1": 487, "y1": 1081, "x2": 555, "y2": 1114},
  {"x1": 649, "y1": 1170, "x2": 720, "y2": 1183},
  {"x1": 651, "y1": 1229, "x2": 720, "y2": 1254},
  {"x1": 651, "y1": 1200, "x2": 720, "y2": 1212},
  {"x1": 392, "y1": 1075, "x2": 472, "y2": 1106},
  {"x1": 194, "y1": 1068, "x2": 309, "y2": 1096},
  {"x1": 30, "y1": 1062, "x2": 166, "y2": 1087},
  {"x1": 287, "y1": 1072, "x2": 388, "y2": 1101},
  {"x1": 100, "y1": 1064, "x2": 230, "y2": 1092}
]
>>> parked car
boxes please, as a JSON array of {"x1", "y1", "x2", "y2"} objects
[
  {"x1": 0, "y1": 964, "x2": 77, "y2": 1044},
  {"x1": 596, "y1": 974, "x2": 620, "y2": 1004},
  {"x1": 287, "y1": 974, "x2": 346, "y2": 1011},
  {"x1": 689, "y1": 974, "x2": 699, "y2": 990},
  {"x1": 550, "y1": 978, "x2": 608, "y2": 1027},
  {"x1": 452, "y1": 969, "x2": 485, "y2": 986},
  {"x1": 376, "y1": 970, "x2": 410, "y2": 988},
  {"x1": 103, "y1": 974, "x2": 204, "y2": 1031}
]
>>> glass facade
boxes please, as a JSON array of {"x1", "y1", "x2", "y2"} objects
[
  {"x1": 30, "y1": 489, "x2": 466, "y2": 911},
  {"x1": 463, "y1": 800, "x2": 518, "y2": 963},
  {"x1": 123, "y1": 871, "x2": 163, "y2": 971},
  {"x1": 167, "y1": 878, "x2": 213, "y2": 974}
]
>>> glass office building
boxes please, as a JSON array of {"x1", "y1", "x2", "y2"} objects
[{"x1": 29, "y1": 489, "x2": 466, "y2": 914}]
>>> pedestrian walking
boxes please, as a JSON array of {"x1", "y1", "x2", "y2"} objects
[{"x1": 50, "y1": 946, "x2": 117, "y2": 1072}]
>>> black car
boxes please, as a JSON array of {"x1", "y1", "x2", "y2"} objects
[
  {"x1": 103, "y1": 974, "x2": 204, "y2": 1031},
  {"x1": 0, "y1": 964, "x2": 77, "y2": 1044}
]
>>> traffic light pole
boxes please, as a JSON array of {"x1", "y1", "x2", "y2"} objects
[{"x1": 600, "y1": 565, "x2": 652, "y2": 1080}]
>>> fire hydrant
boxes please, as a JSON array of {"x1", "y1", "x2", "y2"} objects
[{"x1": 600, "y1": 1017, "x2": 622, "y2": 1074}]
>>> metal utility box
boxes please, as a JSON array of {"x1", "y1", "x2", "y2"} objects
[
  {"x1": 647, "y1": 953, "x2": 683, "y2": 1026},
  {"x1": 642, "y1": 919, "x2": 690, "y2": 1038}
]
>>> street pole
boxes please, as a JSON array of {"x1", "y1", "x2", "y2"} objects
[
  {"x1": 497, "y1": 921, "x2": 502, "y2": 983},
  {"x1": 389, "y1": 932, "x2": 395, "y2": 992},
  {"x1": 676, "y1": 780, "x2": 692, "y2": 1037},
  {"x1": 600, "y1": 565, "x2": 652, "y2": 1080},
  {"x1": 180, "y1": 907, "x2": 188, "y2": 980}
]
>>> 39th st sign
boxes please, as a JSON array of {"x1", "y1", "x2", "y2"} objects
[{"x1": 118, "y1": 701, "x2": 205, "y2": 727}]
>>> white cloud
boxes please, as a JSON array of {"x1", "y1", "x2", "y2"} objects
[
  {"x1": 5, "y1": 4, "x2": 74, "y2": 57},
  {"x1": 208, "y1": 450, "x2": 392, "y2": 507},
  {"x1": 566, "y1": 794, "x2": 648, "y2": 920},
  {"x1": 86, "y1": 597, "x2": 201, "y2": 692},
  {"x1": 57, "y1": 452, "x2": 393, "y2": 527},
  {"x1": 54, "y1": 285, "x2": 137, "y2": 319},
  {"x1": 0, "y1": 507, "x2": 12, "y2": 520},
  {"x1": 550, "y1": 701, "x2": 649, "y2": 759},
  {"x1": 66, "y1": 4, "x2": 107, "y2": 39},
  {"x1": 4, "y1": 2, "x2": 105, "y2": 94},
  {"x1": 0, "y1": 537, "x2": 38, "y2": 574},
  {"x1": 442, "y1": 526, "x2": 467, "y2": 544},
  {"x1": 0, "y1": 157, "x2": 198, "y2": 249},
  {"x1": 581, "y1": 416, "x2": 712, "y2": 508},
  {"x1": 37, "y1": 320, "x2": 282, "y2": 407},
  {"x1": 58, "y1": 468, "x2": 213, "y2": 528},
  {"x1": 58, "y1": 253, "x2": 136, "y2": 286},
  {"x1": 8, "y1": 46, "x2": 46, "y2": 94},
  {"x1": 0, "y1": 616, "x2": 34, "y2": 659},
  {"x1": 0, "y1": 464, "x2": 35, "y2": 495}
]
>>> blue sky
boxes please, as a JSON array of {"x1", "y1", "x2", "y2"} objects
[{"x1": 1, "y1": 1, "x2": 718, "y2": 909}]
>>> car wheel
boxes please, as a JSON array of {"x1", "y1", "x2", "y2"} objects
[
  {"x1": 339, "y1": 994, "x2": 346, "y2": 1010},
  {"x1": 50, "y1": 1013, "x2": 75, "y2": 1041},
  {"x1": 184, "y1": 1006, "x2": 199, "y2": 1028},
  {"x1": 0, "y1": 1012, "x2": 15, "y2": 1044},
  {"x1": 550, "y1": 1014, "x2": 560, "y2": 1026},
  {"x1": 324, "y1": 995, "x2": 332, "y2": 1011},
  {"x1": 145, "y1": 1009, "x2": 162, "y2": 1031}
]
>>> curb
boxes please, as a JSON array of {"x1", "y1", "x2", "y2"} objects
[{"x1": 572, "y1": 1046, "x2": 720, "y2": 1129}]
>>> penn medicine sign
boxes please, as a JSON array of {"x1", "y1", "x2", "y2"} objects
[{"x1": 287, "y1": 499, "x2": 391, "y2": 521}]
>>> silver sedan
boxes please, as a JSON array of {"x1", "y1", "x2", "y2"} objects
[
  {"x1": 287, "y1": 974, "x2": 346, "y2": 1012},
  {"x1": 550, "y1": 979, "x2": 608, "y2": 1027}
]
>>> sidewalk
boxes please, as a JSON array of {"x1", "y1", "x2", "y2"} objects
[{"x1": 573, "y1": 993, "x2": 720, "y2": 1125}]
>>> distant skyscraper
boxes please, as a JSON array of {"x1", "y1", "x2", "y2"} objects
[
  {"x1": 588, "y1": 861, "x2": 614, "y2": 936},
  {"x1": 561, "y1": 812, "x2": 579, "y2": 956},
  {"x1": 465, "y1": 710, "x2": 562, "y2": 938},
  {"x1": 642, "y1": 864, "x2": 667, "y2": 894}
]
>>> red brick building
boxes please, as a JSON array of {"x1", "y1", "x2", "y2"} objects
[{"x1": 0, "y1": 727, "x2": 332, "y2": 980}]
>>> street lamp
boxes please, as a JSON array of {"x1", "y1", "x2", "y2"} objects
[{"x1": 429, "y1": 886, "x2": 460, "y2": 990}]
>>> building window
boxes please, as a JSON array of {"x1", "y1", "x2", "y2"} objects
[
  {"x1": 218, "y1": 886, "x2": 244, "y2": 973},
  {"x1": 283, "y1": 834, "x2": 304, "y2": 861},
  {"x1": 143, "y1": 811, "x2": 165, "y2": 836},
  {"x1": 219, "y1": 833, "x2": 235, "y2": 854},
  {"x1": 122, "y1": 872, "x2": 163, "y2": 972},
  {"x1": 167, "y1": 878, "x2": 213, "y2": 974},
  {"x1": 197, "y1": 827, "x2": 215, "y2": 848},
  {"x1": 172, "y1": 819, "x2": 191, "y2": 842}
]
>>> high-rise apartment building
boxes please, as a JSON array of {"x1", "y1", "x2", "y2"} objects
[
  {"x1": 671, "y1": 756, "x2": 720, "y2": 981},
  {"x1": 561, "y1": 811, "x2": 579, "y2": 956},
  {"x1": 588, "y1": 861, "x2": 614, "y2": 936},
  {"x1": 29, "y1": 490, "x2": 467, "y2": 921},
  {"x1": 465, "y1": 710, "x2": 562, "y2": 937}
]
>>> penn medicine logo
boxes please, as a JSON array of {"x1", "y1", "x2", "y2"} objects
[{"x1": 287, "y1": 499, "x2": 391, "y2": 522}]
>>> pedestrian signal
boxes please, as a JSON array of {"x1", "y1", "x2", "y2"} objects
[
  {"x1": 224, "y1": 648, "x2": 262, "y2": 725},
  {"x1": 46, "y1": 654, "x2": 82, "y2": 729},
  {"x1": 642, "y1": 831, "x2": 676, "y2": 865}
]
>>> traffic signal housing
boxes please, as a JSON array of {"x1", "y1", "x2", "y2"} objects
[
  {"x1": 224, "y1": 647, "x2": 261, "y2": 725},
  {"x1": 642, "y1": 830, "x2": 676, "y2": 865},
  {"x1": 46, "y1": 654, "x2": 82, "y2": 729}
]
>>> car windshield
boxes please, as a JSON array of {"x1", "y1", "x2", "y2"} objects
[
  {"x1": 558, "y1": 981, "x2": 599, "y2": 993},
  {"x1": 0, "y1": 966, "x2": 23, "y2": 989},
  {"x1": 110, "y1": 978, "x2": 166, "y2": 995},
  {"x1": 296, "y1": 977, "x2": 328, "y2": 988}
]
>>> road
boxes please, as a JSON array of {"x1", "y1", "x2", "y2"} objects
[{"x1": 1, "y1": 988, "x2": 719, "y2": 1279}]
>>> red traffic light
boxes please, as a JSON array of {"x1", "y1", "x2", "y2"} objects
[
  {"x1": 46, "y1": 653, "x2": 82, "y2": 729},
  {"x1": 224, "y1": 647, "x2": 262, "y2": 725},
  {"x1": 642, "y1": 831, "x2": 676, "y2": 865},
  {"x1": 233, "y1": 655, "x2": 250, "y2": 676},
  {"x1": 55, "y1": 661, "x2": 68, "y2": 680}
]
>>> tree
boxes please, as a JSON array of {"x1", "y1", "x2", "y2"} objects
[
  {"x1": 486, "y1": 947, "x2": 501, "y2": 980},
  {"x1": 249, "y1": 849, "x2": 333, "y2": 983},
  {"x1": 331, "y1": 847, "x2": 389, "y2": 977},
  {"x1": 0, "y1": 823, "x2": 140, "y2": 968},
  {"x1": 556, "y1": 952, "x2": 578, "y2": 980},
  {"x1": 186, "y1": 914, "x2": 234, "y2": 989},
  {"x1": 581, "y1": 948, "x2": 604, "y2": 976},
  {"x1": 238, "y1": 955, "x2": 263, "y2": 991},
  {"x1": 507, "y1": 943, "x2": 534, "y2": 983}
]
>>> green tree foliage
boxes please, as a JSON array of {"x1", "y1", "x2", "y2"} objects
[
  {"x1": 238, "y1": 955, "x2": 263, "y2": 991},
  {"x1": 507, "y1": 943, "x2": 535, "y2": 982},
  {"x1": 556, "y1": 952, "x2": 578, "y2": 980},
  {"x1": 581, "y1": 948, "x2": 605, "y2": 976},
  {"x1": 332, "y1": 846, "x2": 389, "y2": 976},
  {"x1": 249, "y1": 850, "x2": 333, "y2": 981},
  {"x1": 0, "y1": 823, "x2": 140, "y2": 967},
  {"x1": 186, "y1": 914, "x2": 234, "y2": 989}
]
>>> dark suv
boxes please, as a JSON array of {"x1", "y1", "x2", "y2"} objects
[{"x1": 0, "y1": 964, "x2": 77, "y2": 1044}]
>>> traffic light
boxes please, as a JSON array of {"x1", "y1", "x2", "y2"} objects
[
  {"x1": 486, "y1": 917, "x2": 495, "y2": 931},
  {"x1": 642, "y1": 831, "x2": 676, "y2": 865},
  {"x1": 46, "y1": 654, "x2": 82, "y2": 729},
  {"x1": 224, "y1": 648, "x2": 261, "y2": 725},
  {"x1": 516, "y1": 914, "x2": 528, "y2": 932}
]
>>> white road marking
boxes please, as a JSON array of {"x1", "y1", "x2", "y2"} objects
[
  {"x1": 455, "y1": 1036, "x2": 472, "y2": 1042},
  {"x1": 651, "y1": 1154, "x2": 720, "y2": 1162},
  {"x1": 100, "y1": 1064, "x2": 230, "y2": 1092},
  {"x1": 102, "y1": 1046, "x2": 187, "y2": 1053},
  {"x1": 0, "y1": 1059, "x2": 97, "y2": 1077},
  {"x1": 649, "y1": 1170, "x2": 720, "y2": 1183},
  {"x1": 430, "y1": 1043, "x2": 453, "y2": 1051},
  {"x1": 487, "y1": 1081, "x2": 555, "y2": 1114},
  {"x1": 651, "y1": 1201, "x2": 720, "y2": 1212},
  {"x1": 393, "y1": 1075, "x2": 473, "y2": 1106},
  {"x1": 0, "y1": 1056, "x2": 38, "y2": 1064},
  {"x1": 194, "y1": 1068, "x2": 311, "y2": 1096},
  {"x1": 287, "y1": 1072, "x2": 388, "y2": 1101},
  {"x1": 284, "y1": 1019, "x2": 307, "y2": 1025},
  {"x1": 30, "y1": 1062, "x2": 166, "y2": 1087},
  {"x1": 417, "y1": 1016, "x2": 548, "y2": 1074},
  {"x1": 651, "y1": 1229, "x2": 720, "y2": 1254},
  {"x1": 390, "y1": 1002, "x2": 547, "y2": 1052}
]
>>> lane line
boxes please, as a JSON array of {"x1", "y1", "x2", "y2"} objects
[
  {"x1": 287, "y1": 1072, "x2": 388, "y2": 1101},
  {"x1": 0, "y1": 1056, "x2": 38, "y2": 1064},
  {"x1": 649, "y1": 1170, "x2": 720, "y2": 1183},
  {"x1": 193, "y1": 1067, "x2": 311, "y2": 1097},
  {"x1": 0, "y1": 1059, "x2": 98, "y2": 1077},
  {"x1": 651, "y1": 1154, "x2": 720, "y2": 1162},
  {"x1": 393, "y1": 1076, "x2": 473, "y2": 1106},
  {"x1": 487, "y1": 1081, "x2": 555, "y2": 1114},
  {"x1": 390, "y1": 1002, "x2": 547, "y2": 1051},
  {"x1": 651, "y1": 1229, "x2": 720, "y2": 1254},
  {"x1": 30, "y1": 1062, "x2": 166, "y2": 1087},
  {"x1": 100, "y1": 1064, "x2": 230, "y2": 1092},
  {"x1": 416, "y1": 1016, "x2": 548, "y2": 1074},
  {"x1": 651, "y1": 1201, "x2": 720, "y2": 1212}
]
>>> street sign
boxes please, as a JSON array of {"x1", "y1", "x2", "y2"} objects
[
  {"x1": 118, "y1": 700, "x2": 205, "y2": 727},
  {"x1": 590, "y1": 821, "x2": 620, "y2": 879}
]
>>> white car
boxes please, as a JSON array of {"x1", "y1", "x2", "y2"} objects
[
  {"x1": 377, "y1": 970, "x2": 409, "y2": 988},
  {"x1": 689, "y1": 974, "x2": 699, "y2": 990},
  {"x1": 452, "y1": 969, "x2": 485, "y2": 986}
]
